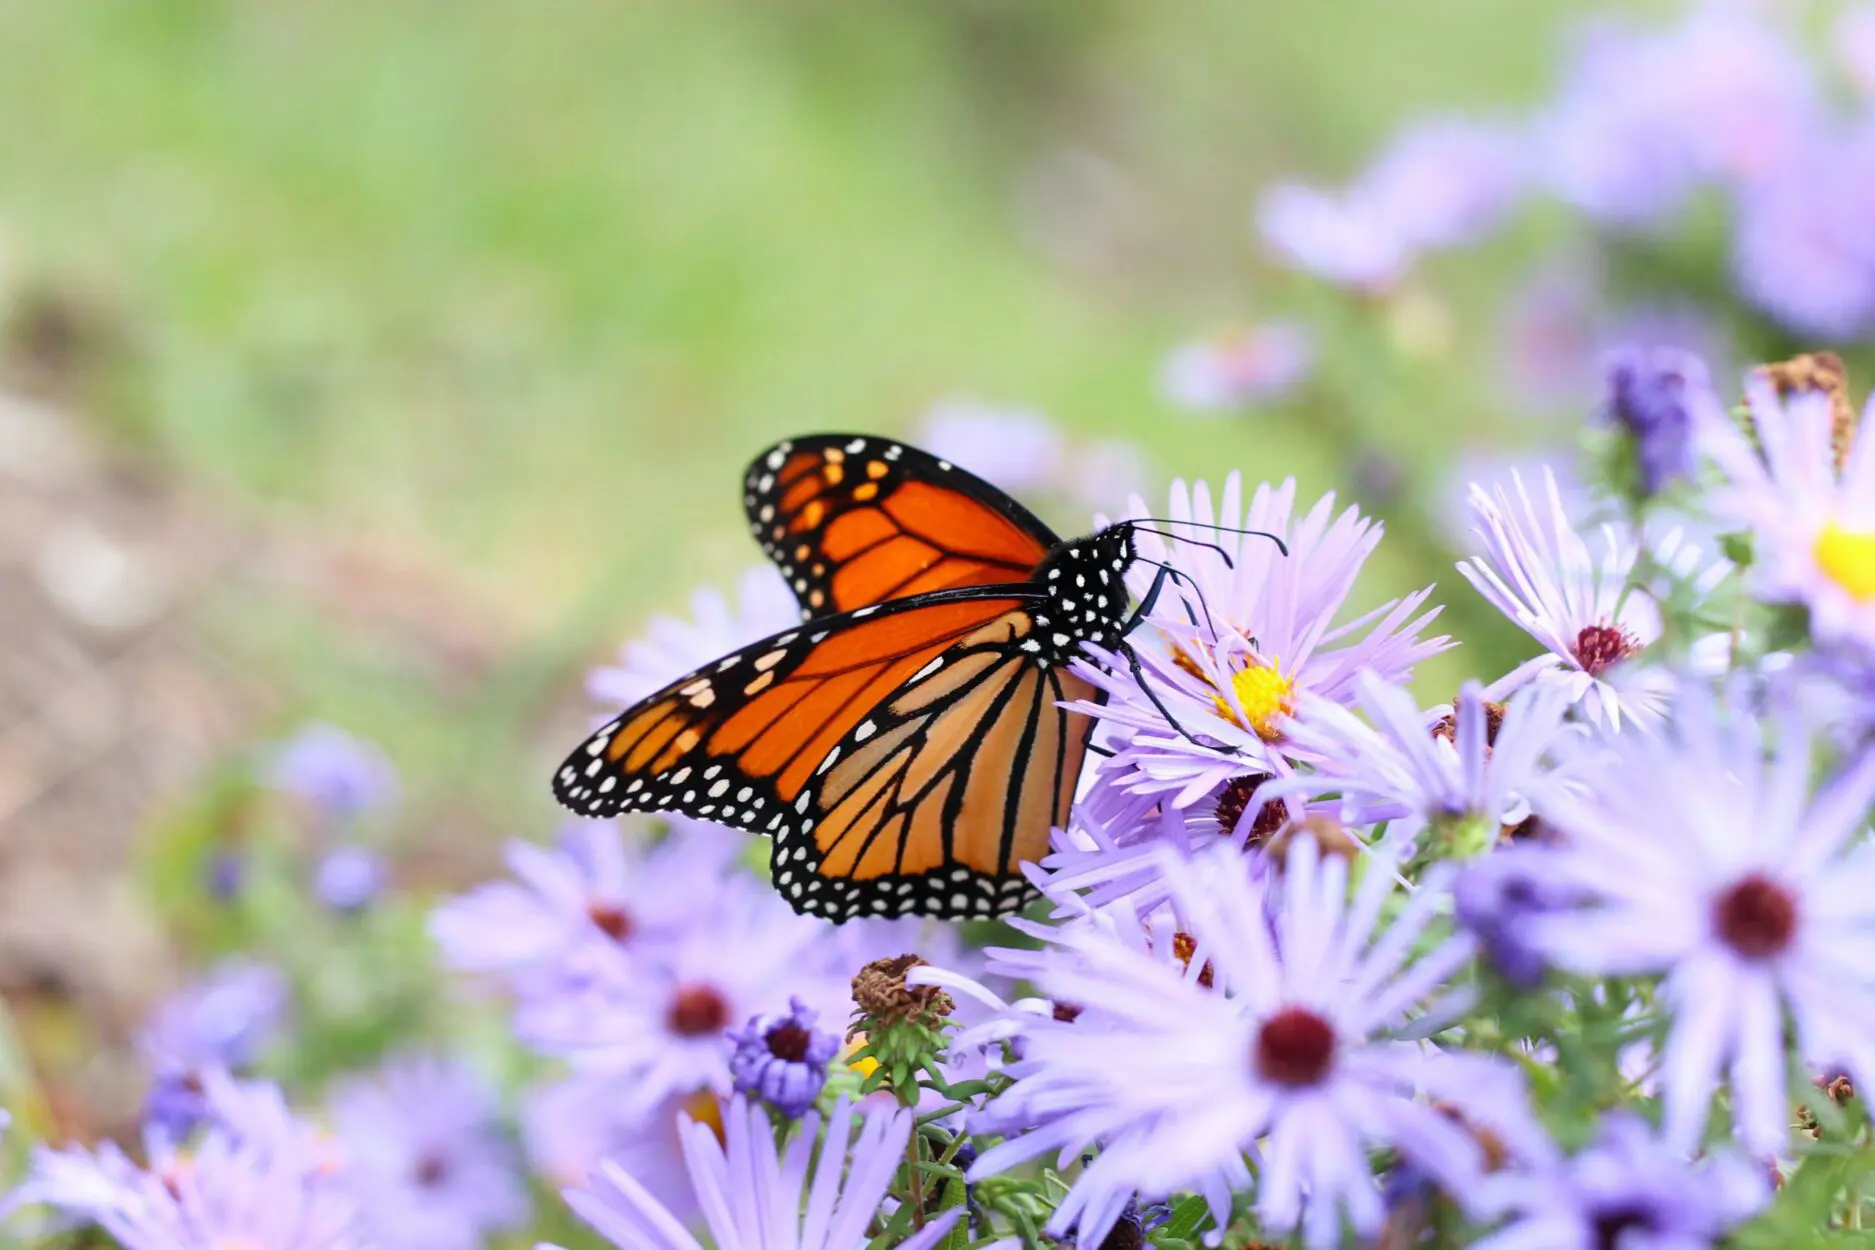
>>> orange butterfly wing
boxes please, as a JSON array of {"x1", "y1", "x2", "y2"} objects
[
  {"x1": 555, "y1": 589, "x2": 1100, "y2": 921},
  {"x1": 743, "y1": 434, "x2": 1058, "y2": 619}
]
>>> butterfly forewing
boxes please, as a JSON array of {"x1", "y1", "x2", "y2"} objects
[
  {"x1": 553, "y1": 592, "x2": 1040, "y2": 834},
  {"x1": 743, "y1": 434, "x2": 1058, "y2": 619}
]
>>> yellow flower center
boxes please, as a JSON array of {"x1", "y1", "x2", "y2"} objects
[
  {"x1": 1815, "y1": 521, "x2": 1875, "y2": 602},
  {"x1": 1216, "y1": 658, "x2": 1296, "y2": 741},
  {"x1": 682, "y1": 1087, "x2": 727, "y2": 1145},
  {"x1": 844, "y1": 1033, "x2": 880, "y2": 1080}
]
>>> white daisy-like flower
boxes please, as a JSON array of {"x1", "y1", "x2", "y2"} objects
[
  {"x1": 1704, "y1": 375, "x2": 1875, "y2": 652},
  {"x1": 1457, "y1": 469, "x2": 1669, "y2": 728}
]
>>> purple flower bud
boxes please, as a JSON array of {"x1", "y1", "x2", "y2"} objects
[
  {"x1": 143, "y1": 1068, "x2": 211, "y2": 1140},
  {"x1": 726, "y1": 996, "x2": 839, "y2": 1120},
  {"x1": 268, "y1": 723, "x2": 397, "y2": 822},
  {"x1": 1602, "y1": 346, "x2": 1715, "y2": 495},
  {"x1": 1453, "y1": 850, "x2": 1575, "y2": 991},
  {"x1": 206, "y1": 848, "x2": 246, "y2": 902},
  {"x1": 314, "y1": 844, "x2": 388, "y2": 914}
]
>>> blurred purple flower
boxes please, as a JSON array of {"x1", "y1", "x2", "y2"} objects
[
  {"x1": 1730, "y1": 126, "x2": 1875, "y2": 340},
  {"x1": 521, "y1": 1079, "x2": 705, "y2": 1220},
  {"x1": 330, "y1": 1055, "x2": 528, "y2": 1250},
  {"x1": 1063, "y1": 438, "x2": 1150, "y2": 514},
  {"x1": 727, "y1": 995, "x2": 840, "y2": 1119},
  {"x1": 268, "y1": 723, "x2": 397, "y2": 822},
  {"x1": 313, "y1": 844, "x2": 388, "y2": 914},
  {"x1": 1354, "y1": 116, "x2": 1527, "y2": 252},
  {"x1": 1160, "y1": 323, "x2": 1314, "y2": 413},
  {"x1": 139, "y1": 957, "x2": 290, "y2": 1077},
  {"x1": 556, "y1": 1096, "x2": 961, "y2": 1250},
  {"x1": 971, "y1": 839, "x2": 1521, "y2": 1249},
  {"x1": 1601, "y1": 345, "x2": 1724, "y2": 495},
  {"x1": 1475, "y1": 1113, "x2": 1768, "y2": 1250},
  {"x1": 1256, "y1": 182, "x2": 1407, "y2": 291},
  {"x1": 429, "y1": 820, "x2": 737, "y2": 988},
  {"x1": 587, "y1": 566, "x2": 800, "y2": 711},
  {"x1": 915, "y1": 398, "x2": 1065, "y2": 496},
  {"x1": 13, "y1": 1075, "x2": 358, "y2": 1250},
  {"x1": 207, "y1": 847, "x2": 246, "y2": 901},
  {"x1": 1539, "y1": 7, "x2": 1818, "y2": 225},
  {"x1": 1522, "y1": 679, "x2": 1875, "y2": 1154}
]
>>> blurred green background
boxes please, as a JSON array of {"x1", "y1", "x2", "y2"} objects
[{"x1": 0, "y1": 0, "x2": 1625, "y2": 875}]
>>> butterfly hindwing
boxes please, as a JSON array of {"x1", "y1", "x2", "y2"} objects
[
  {"x1": 554, "y1": 591, "x2": 1041, "y2": 839},
  {"x1": 743, "y1": 434, "x2": 1059, "y2": 619},
  {"x1": 772, "y1": 612, "x2": 1100, "y2": 922}
]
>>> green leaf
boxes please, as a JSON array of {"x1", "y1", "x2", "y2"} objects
[{"x1": 1156, "y1": 1195, "x2": 1211, "y2": 1243}]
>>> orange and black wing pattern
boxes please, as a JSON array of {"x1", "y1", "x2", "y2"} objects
[
  {"x1": 744, "y1": 434, "x2": 1059, "y2": 620},
  {"x1": 554, "y1": 588, "x2": 1096, "y2": 921}
]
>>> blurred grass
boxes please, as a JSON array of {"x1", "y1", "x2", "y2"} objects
[{"x1": 0, "y1": 0, "x2": 1617, "y2": 834}]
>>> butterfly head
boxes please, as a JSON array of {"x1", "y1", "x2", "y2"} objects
[{"x1": 1030, "y1": 524, "x2": 1138, "y2": 661}]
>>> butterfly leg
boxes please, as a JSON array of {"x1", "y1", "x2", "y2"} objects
[{"x1": 1121, "y1": 641, "x2": 1213, "y2": 748}]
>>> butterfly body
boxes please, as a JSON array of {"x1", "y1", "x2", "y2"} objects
[{"x1": 555, "y1": 435, "x2": 1148, "y2": 922}]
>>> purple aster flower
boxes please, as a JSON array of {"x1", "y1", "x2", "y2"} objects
[
  {"x1": 1074, "y1": 475, "x2": 1450, "y2": 806},
  {"x1": 727, "y1": 995, "x2": 840, "y2": 1119},
  {"x1": 138, "y1": 958, "x2": 290, "y2": 1077},
  {"x1": 1353, "y1": 116, "x2": 1527, "y2": 253},
  {"x1": 555, "y1": 1095, "x2": 962, "y2": 1250},
  {"x1": 522, "y1": 1078, "x2": 708, "y2": 1220},
  {"x1": 429, "y1": 819, "x2": 737, "y2": 987},
  {"x1": 1457, "y1": 468, "x2": 1670, "y2": 728},
  {"x1": 915, "y1": 398, "x2": 1065, "y2": 496},
  {"x1": 1730, "y1": 127, "x2": 1875, "y2": 340},
  {"x1": 1704, "y1": 375, "x2": 1875, "y2": 651},
  {"x1": 969, "y1": 838, "x2": 1523, "y2": 1249},
  {"x1": 1433, "y1": 447, "x2": 1589, "y2": 552},
  {"x1": 268, "y1": 722, "x2": 397, "y2": 822},
  {"x1": 12, "y1": 1075, "x2": 358, "y2": 1250},
  {"x1": 1255, "y1": 182, "x2": 1408, "y2": 291},
  {"x1": 1600, "y1": 346, "x2": 1724, "y2": 496},
  {"x1": 1521, "y1": 678, "x2": 1875, "y2": 1154},
  {"x1": 1263, "y1": 674, "x2": 1576, "y2": 851},
  {"x1": 312, "y1": 844, "x2": 388, "y2": 914},
  {"x1": 330, "y1": 1055, "x2": 528, "y2": 1250},
  {"x1": 1160, "y1": 323, "x2": 1314, "y2": 413},
  {"x1": 587, "y1": 565, "x2": 800, "y2": 710},
  {"x1": 1473, "y1": 1112, "x2": 1768, "y2": 1250},
  {"x1": 1062, "y1": 437, "x2": 1149, "y2": 514},
  {"x1": 519, "y1": 874, "x2": 848, "y2": 1117}
]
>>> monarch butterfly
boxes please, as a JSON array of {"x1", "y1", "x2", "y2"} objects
[{"x1": 553, "y1": 434, "x2": 1256, "y2": 922}]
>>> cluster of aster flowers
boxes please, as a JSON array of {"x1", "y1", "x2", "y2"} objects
[{"x1": 6, "y1": 344, "x2": 1875, "y2": 1246}]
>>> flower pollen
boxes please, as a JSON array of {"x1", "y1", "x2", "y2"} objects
[
  {"x1": 1215, "y1": 772, "x2": 1290, "y2": 843},
  {"x1": 667, "y1": 984, "x2": 731, "y2": 1037},
  {"x1": 1713, "y1": 874, "x2": 1798, "y2": 959},
  {"x1": 1253, "y1": 1006, "x2": 1336, "y2": 1087},
  {"x1": 1216, "y1": 657, "x2": 1296, "y2": 740},
  {"x1": 1815, "y1": 521, "x2": 1875, "y2": 603},
  {"x1": 1570, "y1": 623, "x2": 1640, "y2": 677}
]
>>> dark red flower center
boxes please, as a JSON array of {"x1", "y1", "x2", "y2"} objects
[
  {"x1": 1052, "y1": 1000, "x2": 1083, "y2": 1023},
  {"x1": 764, "y1": 1021, "x2": 812, "y2": 1063},
  {"x1": 668, "y1": 984, "x2": 731, "y2": 1036},
  {"x1": 587, "y1": 900, "x2": 635, "y2": 943},
  {"x1": 1253, "y1": 1006, "x2": 1336, "y2": 1087},
  {"x1": 1571, "y1": 623, "x2": 1640, "y2": 677},
  {"x1": 1216, "y1": 773, "x2": 1290, "y2": 844},
  {"x1": 1714, "y1": 873, "x2": 1798, "y2": 959},
  {"x1": 415, "y1": 1151, "x2": 450, "y2": 1187}
]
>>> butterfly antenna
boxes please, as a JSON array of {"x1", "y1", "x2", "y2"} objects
[
  {"x1": 1128, "y1": 518, "x2": 1290, "y2": 558},
  {"x1": 1127, "y1": 526, "x2": 1238, "y2": 570}
]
